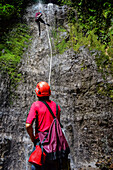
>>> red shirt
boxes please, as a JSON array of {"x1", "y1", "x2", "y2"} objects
[
  {"x1": 35, "y1": 12, "x2": 41, "y2": 18},
  {"x1": 26, "y1": 100, "x2": 61, "y2": 138},
  {"x1": 35, "y1": 12, "x2": 42, "y2": 21}
]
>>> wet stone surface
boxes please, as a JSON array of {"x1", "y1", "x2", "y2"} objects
[{"x1": 0, "y1": 2, "x2": 113, "y2": 170}]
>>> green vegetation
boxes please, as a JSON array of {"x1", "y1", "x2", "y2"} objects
[
  {"x1": 55, "y1": 0, "x2": 113, "y2": 100},
  {"x1": 53, "y1": 25, "x2": 113, "y2": 101},
  {"x1": 0, "y1": 24, "x2": 31, "y2": 91},
  {"x1": 0, "y1": 0, "x2": 32, "y2": 103},
  {"x1": 59, "y1": 0, "x2": 113, "y2": 44},
  {"x1": 0, "y1": 0, "x2": 31, "y2": 36},
  {"x1": 57, "y1": 0, "x2": 113, "y2": 49},
  {"x1": 52, "y1": 27, "x2": 68, "y2": 53}
]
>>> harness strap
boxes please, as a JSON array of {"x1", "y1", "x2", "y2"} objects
[
  {"x1": 41, "y1": 101, "x2": 62, "y2": 169},
  {"x1": 35, "y1": 111, "x2": 38, "y2": 134},
  {"x1": 41, "y1": 101, "x2": 58, "y2": 119},
  {"x1": 41, "y1": 132, "x2": 48, "y2": 165},
  {"x1": 41, "y1": 101, "x2": 63, "y2": 128},
  {"x1": 56, "y1": 103, "x2": 58, "y2": 116},
  {"x1": 35, "y1": 101, "x2": 60, "y2": 168}
]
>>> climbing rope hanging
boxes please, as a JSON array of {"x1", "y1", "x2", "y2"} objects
[
  {"x1": 47, "y1": 26, "x2": 53, "y2": 86},
  {"x1": 43, "y1": 5, "x2": 53, "y2": 86},
  {"x1": 46, "y1": 23, "x2": 53, "y2": 86}
]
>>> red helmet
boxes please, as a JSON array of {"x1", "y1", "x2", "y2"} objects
[{"x1": 35, "y1": 81, "x2": 51, "y2": 97}]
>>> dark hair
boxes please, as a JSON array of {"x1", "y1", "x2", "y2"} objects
[{"x1": 38, "y1": 96, "x2": 50, "y2": 101}]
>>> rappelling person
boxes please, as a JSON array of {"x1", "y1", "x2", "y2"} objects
[
  {"x1": 35, "y1": 11, "x2": 50, "y2": 36},
  {"x1": 26, "y1": 81, "x2": 70, "y2": 170}
]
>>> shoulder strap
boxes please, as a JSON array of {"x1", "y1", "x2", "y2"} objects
[
  {"x1": 41, "y1": 101, "x2": 58, "y2": 119},
  {"x1": 41, "y1": 101, "x2": 64, "y2": 128},
  {"x1": 56, "y1": 103, "x2": 58, "y2": 116}
]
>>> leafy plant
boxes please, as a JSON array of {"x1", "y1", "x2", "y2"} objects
[
  {"x1": 0, "y1": 23, "x2": 32, "y2": 103},
  {"x1": 52, "y1": 22, "x2": 113, "y2": 100},
  {"x1": 0, "y1": 0, "x2": 31, "y2": 38},
  {"x1": 51, "y1": 27, "x2": 68, "y2": 54},
  {"x1": 57, "y1": 0, "x2": 113, "y2": 100},
  {"x1": 59, "y1": 0, "x2": 113, "y2": 45}
]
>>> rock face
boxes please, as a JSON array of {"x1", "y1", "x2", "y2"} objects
[{"x1": 0, "y1": 2, "x2": 113, "y2": 170}]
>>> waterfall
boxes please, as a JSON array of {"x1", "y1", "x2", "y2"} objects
[
  {"x1": 24, "y1": 2, "x2": 71, "y2": 169},
  {"x1": 35, "y1": 2, "x2": 53, "y2": 85},
  {"x1": 1, "y1": 0, "x2": 113, "y2": 169},
  {"x1": 33, "y1": 1, "x2": 53, "y2": 86}
]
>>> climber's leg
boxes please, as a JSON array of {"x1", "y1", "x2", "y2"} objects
[
  {"x1": 37, "y1": 21, "x2": 41, "y2": 36},
  {"x1": 39, "y1": 18, "x2": 50, "y2": 26}
]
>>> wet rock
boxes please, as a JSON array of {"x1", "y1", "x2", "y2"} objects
[
  {"x1": 0, "y1": 137, "x2": 11, "y2": 169},
  {"x1": 0, "y1": 2, "x2": 113, "y2": 170}
]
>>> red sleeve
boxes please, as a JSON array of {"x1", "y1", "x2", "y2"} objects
[
  {"x1": 35, "y1": 13, "x2": 37, "y2": 18},
  {"x1": 26, "y1": 102, "x2": 37, "y2": 124}
]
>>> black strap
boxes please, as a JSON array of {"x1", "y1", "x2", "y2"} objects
[
  {"x1": 56, "y1": 103, "x2": 58, "y2": 116},
  {"x1": 41, "y1": 132, "x2": 48, "y2": 165},
  {"x1": 39, "y1": 101, "x2": 57, "y2": 164},
  {"x1": 40, "y1": 101, "x2": 63, "y2": 169},
  {"x1": 41, "y1": 101, "x2": 58, "y2": 119},
  {"x1": 35, "y1": 111, "x2": 38, "y2": 134},
  {"x1": 41, "y1": 101, "x2": 63, "y2": 128},
  {"x1": 35, "y1": 101, "x2": 58, "y2": 168},
  {"x1": 35, "y1": 101, "x2": 58, "y2": 134}
]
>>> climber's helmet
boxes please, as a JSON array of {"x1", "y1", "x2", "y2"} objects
[{"x1": 35, "y1": 81, "x2": 51, "y2": 97}]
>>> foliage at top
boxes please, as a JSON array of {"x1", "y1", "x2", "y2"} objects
[
  {"x1": 0, "y1": 0, "x2": 32, "y2": 104},
  {"x1": 0, "y1": 23, "x2": 31, "y2": 76},
  {"x1": 0, "y1": 0, "x2": 31, "y2": 37},
  {"x1": 0, "y1": 23, "x2": 31, "y2": 104},
  {"x1": 59, "y1": 0, "x2": 113, "y2": 44},
  {"x1": 0, "y1": 1, "x2": 23, "y2": 17},
  {"x1": 55, "y1": 0, "x2": 113, "y2": 101}
]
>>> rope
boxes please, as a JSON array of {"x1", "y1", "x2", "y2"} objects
[
  {"x1": 42, "y1": 5, "x2": 53, "y2": 86},
  {"x1": 46, "y1": 26, "x2": 53, "y2": 86},
  {"x1": 38, "y1": 3, "x2": 53, "y2": 86}
]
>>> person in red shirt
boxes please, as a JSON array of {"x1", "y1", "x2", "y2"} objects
[
  {"x1": 35, "y1": 11, "x2": 50, "y2": 36},
  {"x1": 26, "y1": 81, "x2": 61, "y2": 170}
]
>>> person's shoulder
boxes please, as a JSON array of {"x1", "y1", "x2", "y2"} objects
[
  {"x1": 35, "y1": 12, "x2": 39, "y2": 16},
  {"x1": 52, "y1": 101, "x2": 61, "y2": 111},
  {"x1": 49, "y1": 100, "x2": 55, "y2": 104},
  {"x1": 36, "y1": 12, "x2": 41, "y2": 15},
  {"x1": 50, "y1": 100, "x2": 60, "y2": 107},
  {"x1": 34, "y1": 101, "x2": 42, "y2": 105},
  {"x1": 31, "y1": 101, "x2": 40, "y2": 107}
]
